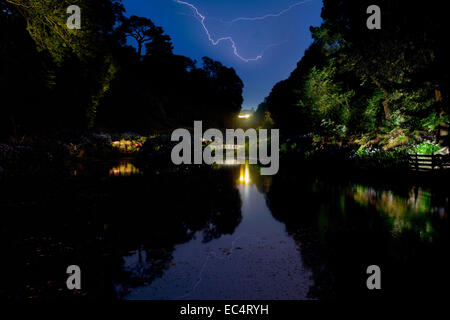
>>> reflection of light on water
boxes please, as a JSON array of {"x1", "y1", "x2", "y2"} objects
[
  {"x1": 109, "y1": 161, "x2": 141, "y2": 177},
  {"x1": 352, "y1": 185, "x2": 441, "y2": 241},
  {"x1": 239, "y1": 163, "x2": 251, "y2": 184}
]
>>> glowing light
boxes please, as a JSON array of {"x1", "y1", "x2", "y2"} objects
[
  {"x1": 109, "y1": 161, "x2": 141, "y2": 177},
  {"x1": 238, "y1": 114, "x2": 251, "y2": 119},
  {"x1": 227, "y1": 0, "x2": 314, "y2": 23},
  {"x1": 239, "y1": 164, "x2": 251, "y2": 184},
  {"x1": 244, "y1": 166, "x2": 250, "y2": 184},
  {"x1": 174, "y1": 0, "x2": 291, "y2": 62}
]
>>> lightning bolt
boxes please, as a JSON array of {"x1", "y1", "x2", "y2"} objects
[
  {"x1": 228, "y1": 0, "x2": 314, "y2": 23},
  {"x1": 175, "y1": 0, "x2": 295, "y2": 62}
]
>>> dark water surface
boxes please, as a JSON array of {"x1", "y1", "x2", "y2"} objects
[
  {"x1": 111, "y1": 161, "x2": 450, "y2": 299},
  {"x1": 1, "y1": 159, "x2": 449, "y2": 299},
  {"x1": 121, "y1": 163, "x2": 312, "y2": 299}
]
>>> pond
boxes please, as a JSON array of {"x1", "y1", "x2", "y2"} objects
[
  {"x1": 119, "y1": 163, "x2": 313, "y2": 300},
  {"x1": 108, "y1": 160, "x2": 450, "y2": 299},
  {"x1": 1, "y1": 159, "x2": 449, "y2": 299}
]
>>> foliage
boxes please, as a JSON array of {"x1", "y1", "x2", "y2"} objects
[
  {"x1": 262, "y1": 0, "x2": 449, "y2": 151},
  {"x1": 303, "y1": 64, "x2": 354, "y2": 133},
  {"x1": 354, "y1": 145, "x2": 410, "y2": 170},
  {"x1": 5, "y1": 0, "x2": 123, "y2": 64},
  {"x1": 362, "y1": 89, "x2": 385, "y2": 132},
  {"x1": 117, "y1": 15, "x2": 174, "y2": 57},
  {"x1": 409, "y1": 140, "x2": 441, "y2": 155},
  {"x1": 264, "y1": 41, "x2": 328, "y2": 136},
  {"x1": 111, "y1": 137, "x2": 147, "y2": 154},
  {"x1": 1, "y1": 0, "x2": 125, "y2": 132},
  {"x1": 260, "y1": 112, "x2": 274, "y2": 129},
  {"x1": 1, "y1": 0, "x2": 244, "y2": 138}
]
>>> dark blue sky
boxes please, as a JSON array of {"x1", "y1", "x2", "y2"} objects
[{"x1": 123, "y1": 0, "x2": 323, "y2": 109}]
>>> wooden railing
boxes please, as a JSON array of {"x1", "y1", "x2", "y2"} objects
[{"x1": 408, "y1": 154, "x2": 450, "y2": 171}]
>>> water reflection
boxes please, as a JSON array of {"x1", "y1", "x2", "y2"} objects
[
  {"x1": 352, "y1": 185, "x2": 443, "y2": 241},
  {"x1": 121, "y1": 163, "x2": 313, "y2": 300},
  {"x1": 5, "y1": 154, "x2": 450, "y2": 300},
  {"x1": 239, "y1": 163, "x2": 251, "y2": 184},
  {"x1": 109, "y1": 161, "x2": 141, "y2": 177},
  {"x1": 266, "y1": 170, "x2": 450, "y2": 299}
]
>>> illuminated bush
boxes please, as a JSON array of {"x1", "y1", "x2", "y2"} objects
[{"x1": 409, "y1": 140, "x2": 441, "y2": 155}]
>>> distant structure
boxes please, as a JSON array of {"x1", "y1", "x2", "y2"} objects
[{"x1": 238, "y1": 109, "x2": 254, "y2": 119}]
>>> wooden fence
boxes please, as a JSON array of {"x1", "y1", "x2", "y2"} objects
[{"x1": 408, "y1": 154, "x2": 450, "y2": 171}]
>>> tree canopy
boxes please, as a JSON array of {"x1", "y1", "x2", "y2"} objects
[
  {"x1": 1, "y1": 0, "x2": 244, "y2": 138},
  {"x1": 261, "y1": 0, "x2": 449, "y2": 146}
]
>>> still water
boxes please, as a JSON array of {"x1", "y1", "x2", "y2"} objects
[
  {"x1": 120, "y1": 163, "x2": 312, "y2": 299},
  {"x1": 3, "y1": 159, "x2": 448, "y2": 299},
  {"x1": 107, "y1": 161, "x2": 449, "y2": 299},
  {"x1": 109, "y1": 160, "x2": 141, "y2": 177}
]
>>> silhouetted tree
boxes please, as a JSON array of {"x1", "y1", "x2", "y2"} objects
[
  {"x1": 118, "y1": 15, "x2": 155, "y2": 57},
  {"x1": 144, "y1": 26, "x2": 174, "y2": 57}
]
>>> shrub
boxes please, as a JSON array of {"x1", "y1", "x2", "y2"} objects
[
  {"x1": 409, "y1": 140, "x2": 441, "y2": 155},
  {"x1": 354, "y1": 145, "x2": 409, "y2": 170}
]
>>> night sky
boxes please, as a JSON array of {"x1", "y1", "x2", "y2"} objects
[{"x1": 123, "y1": 0, "x2": 323, "y2": 110}]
